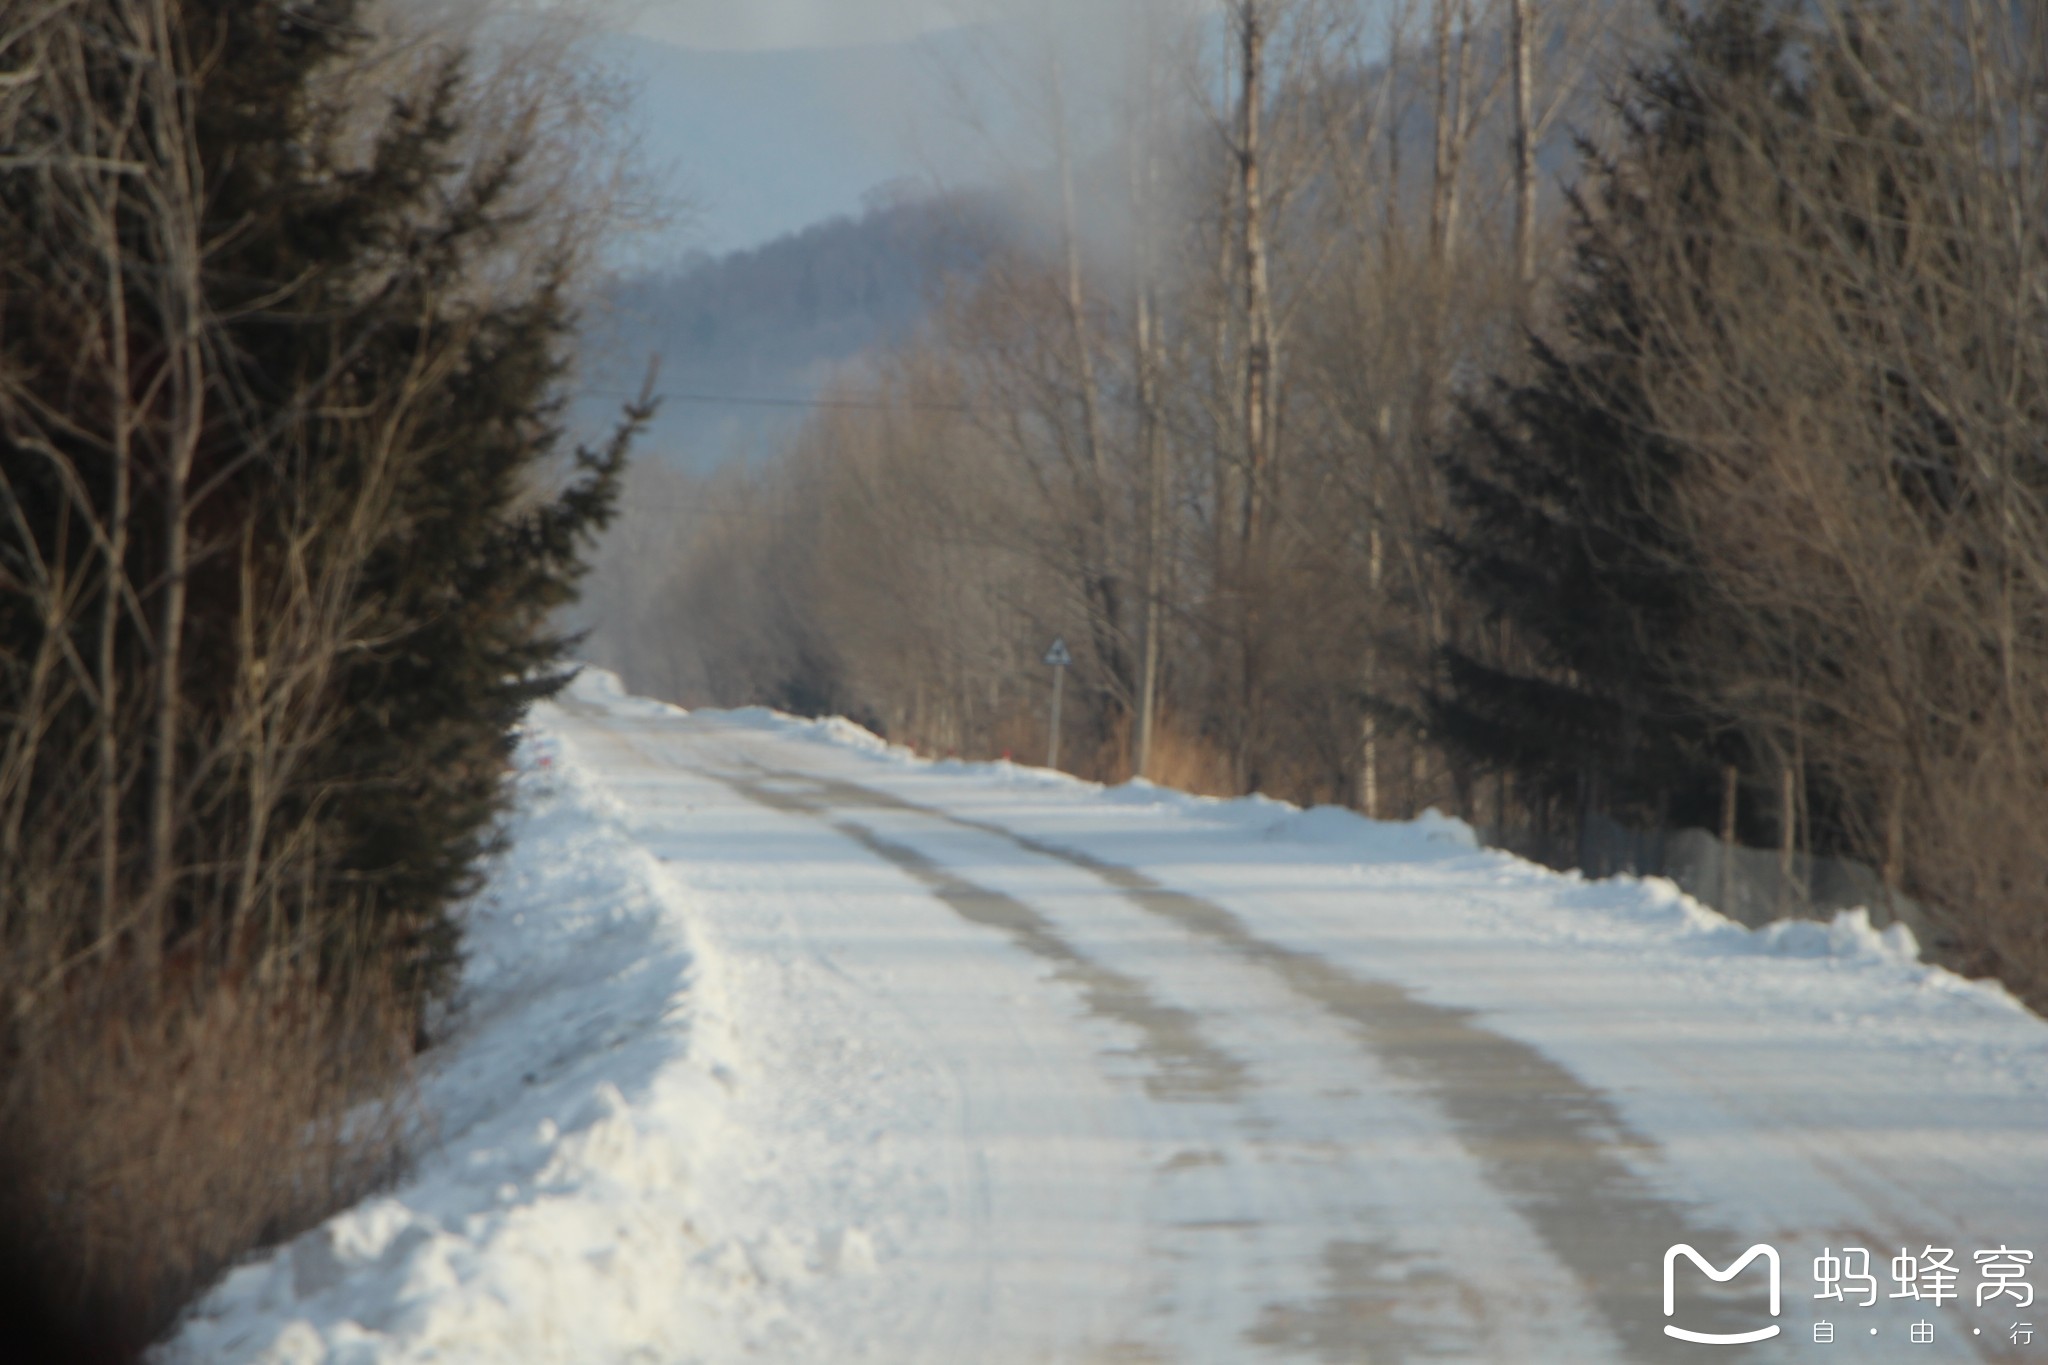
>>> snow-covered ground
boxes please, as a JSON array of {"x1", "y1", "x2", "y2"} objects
[{"x1": 162, "y1": 670, "x2": 2048, "y2": 1363}]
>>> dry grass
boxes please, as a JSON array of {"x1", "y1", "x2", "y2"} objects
[
  {"x1": 1129, "y1": 715, "x2": 1238, "y2": 798},
  {"x1": 978, "y1": 704, "x2": 1238, "y2": 797},
  {"x1": 0, "y1": 957, "x2": 412, "y2": 1361},
  {"x1": 1907, "y1": 761, "x2": 2048, "y2": 1014}
]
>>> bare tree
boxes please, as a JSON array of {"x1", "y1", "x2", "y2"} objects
[
  {"x1": 0, "y1": 1, "x2": 641, "y2": 1344},
  {"x1": 1600, "y1": 0, "x2": 2048, "y2": 996}
]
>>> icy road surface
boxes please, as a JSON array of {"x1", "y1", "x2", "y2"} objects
[{"x1": 164, "y1": 670, "x2": 2048, "y2": 1364}]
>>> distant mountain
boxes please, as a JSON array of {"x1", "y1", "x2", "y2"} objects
[
  {"x1": 558, "y1": 21, "x2": 1021, "y2": 466},
  {"x1": 575, "y1": 188, "x2": 1004, "y2": 468}
]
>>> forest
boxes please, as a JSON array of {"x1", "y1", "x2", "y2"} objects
[{"x1": 587, "y1": 0, "x2": 2048, "y2": 1014}]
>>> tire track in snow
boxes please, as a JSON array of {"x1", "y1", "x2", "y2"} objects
[
  {"x1": 698, "y1": 765, "x2": 1249, "y2": 1107},
  {"x1": 742, "y1": 762, "x2": 1771, "y2": 1361},
  {"x1": 684, "y1": 759, "x2": 1515, "y2": 1361}
]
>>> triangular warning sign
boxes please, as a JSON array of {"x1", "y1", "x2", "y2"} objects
[{"x1": 1043, "y1": 637, "x2": 1073, "y2": 668}]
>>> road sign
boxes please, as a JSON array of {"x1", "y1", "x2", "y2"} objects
[{"x1": 1042, "y1": 638, "x2": 1071, "y2": 770}]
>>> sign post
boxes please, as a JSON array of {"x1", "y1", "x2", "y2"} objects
[{"x1": 1043, "y1": 637, "x2": 1072, "y2": 770}]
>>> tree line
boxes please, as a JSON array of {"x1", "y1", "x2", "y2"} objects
[
  {"x1": 601, "y1": 0, "x2": 2048, "y2": 1011},
  {"x1": 1444, "y1": 0, "x2": 2048, "y2": 1002},
  {"x1": 0, "y1": 2, "x2": 639, "y2": 1356}
]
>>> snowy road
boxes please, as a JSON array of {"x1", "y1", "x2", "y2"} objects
[{"x1": 165, "y1": 673, "x2": 2048, "y2": 1364}]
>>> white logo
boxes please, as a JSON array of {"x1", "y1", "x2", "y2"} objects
[{"x1": 1663, "y1": 1243, "x2": 1782, "y2": 1345}]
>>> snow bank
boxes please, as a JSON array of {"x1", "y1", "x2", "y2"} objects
[
  {"x1": 703, "y1": 698, "x2": 1973, "y2": 982},
  {"x1": 159, "y1": 724, "x2": 741, "y2": 1365},
  {"x1": 563, "y1": 666, "x2": 687, "y2": 722}
]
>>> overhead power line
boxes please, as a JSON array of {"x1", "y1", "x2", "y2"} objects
[{"x1": 577, "y1": 386, "x2": 980, "y2": 416}]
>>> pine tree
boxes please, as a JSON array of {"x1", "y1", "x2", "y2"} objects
[
  {"x1": 1, "y1": 4, "x2": 641, "y2": 1343},
  {"x1": 1432, "y1": 0, "x2": 1803, "y2": 835},
  {"x1": 231, "y1": 4, "x2": 644, "y2": 1000},
  {"x1": 0, "y1": 0, "x2": 640, "y2": 995}
]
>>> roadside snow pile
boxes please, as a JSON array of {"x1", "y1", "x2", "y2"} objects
[
  {"x1": 158, "y1": 723, "x2": 739, "y2": 1365},
  {"x1": 564, "y1": 664, "x2": 689, "y2": 722},
  {"x1": 1749, "y1": 904, "x2": 1922, "y2": 963},
  {"x1": 698, "y1": 691, "x2": 2037, "y2": 1005},
  {"x1": 1263, "y1": 801, "x2": 1481, "y2": 852}
]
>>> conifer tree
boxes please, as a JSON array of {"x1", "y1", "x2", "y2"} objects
[
  {"x1": 1432, "y1": 0, "x2": 1802, "y2": 834},
  {"x1": 3, "y1": 0, "x2": 639, "y2": 997},
  {"x1": 1, "y1": 4, "x2": 640, "y2": 1343}
]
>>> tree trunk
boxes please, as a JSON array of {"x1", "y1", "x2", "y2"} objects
[
  {"x1": 1130, "y1": 37, "x2": 1167, "y2": 782},
  {"x1": 143, "y1": 0, "x2": 206, "y2": 981},
  {"x1": 1382, "y1": 29, "x2": 1404, "y2": 290},
  {"x1": 1429, "y1": 0, "x2": 1470, "y2": 279},
  {"x1": 1239, "y1": 1, "x2": 1274, "y2": 553},
  {"x1": 1358, "y1": 517, "x2": 1383, "y2": 817},
  {"x1": 96, "y1": 183, "x2": 134, "y2": 947},
  {"x1": 1882, "y1": 770, "x2": 1906, "y2": 890},
  {"x1": 1777, "y1": 761, "x2": 1796, "y2": 917},
  {"x1": 1233, "y1": 0, "x2": 1276, "y2": 795},
  {"x1": 1047, "y1": 48, "x2": 1126, "y2": 712},
  {"x1": 1509, "y1": 0, "x2": 1536, "y2": 314},
  {"x1": 1719, "y1": 763, "x2": 1738, "y2": 916}
]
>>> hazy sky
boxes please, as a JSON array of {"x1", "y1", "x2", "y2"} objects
[
  {"x1": 575, "y1": 0, "x2": 1216, "y2": 256},
  {"x1": 616, "y1": 0, "x2": 972, "y2": 51}
]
